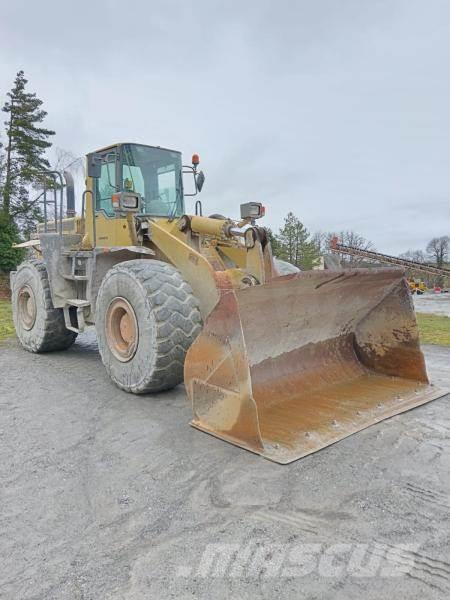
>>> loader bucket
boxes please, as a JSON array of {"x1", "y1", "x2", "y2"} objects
[{"x1": 185, "y1": 268, "x2": 447, "y2": 463}]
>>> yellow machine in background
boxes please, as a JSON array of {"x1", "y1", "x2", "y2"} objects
[
  {"x1": 408, "y1": 278, "x2": 427, "y2": 295},
  {"x1": 10, "y1": 142, "x2": 446, "y2": 463}
]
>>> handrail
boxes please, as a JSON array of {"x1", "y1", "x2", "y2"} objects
[
  {"x1": 81, "y1": 190, "x2": 95, "y2": 247},
  {"x1": 37, "y1": 170, "x2": 65, "y2": 235}
]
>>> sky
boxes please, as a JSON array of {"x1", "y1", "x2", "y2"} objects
[{"x1": 1, "y1": 0, "x2": 449, "y2": 254}]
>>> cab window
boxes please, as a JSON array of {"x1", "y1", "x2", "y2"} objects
[
  {"x1": 123, "y1": 163, "x2": 145, "y2": 197},
  {"x1": 95, "y1": 153, "x2": 116, "y2": 216},
  {"x1": 121, "y1": 144, "x2": 184, "y2": 217}
]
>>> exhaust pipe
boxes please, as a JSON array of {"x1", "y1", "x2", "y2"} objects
[{"x1": 64, "y1": 171, "x2": 76, "y2": 217}]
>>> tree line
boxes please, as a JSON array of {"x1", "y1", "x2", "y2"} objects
[
  {"x1": 268, "y1": 213, "x2": 449, "y2": 274},
  {"x1": 399, "y1": 236, "x2": 449, "y2": 286},
  {"x1": 267, "y1": 212, "x2": 376, "y2": 270},
  {"x1": 400, "y1": 237, "x2": 449, "y2": 269}
]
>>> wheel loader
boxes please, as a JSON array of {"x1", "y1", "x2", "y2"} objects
[
  {"x1": 10, "y1": 142, "x2": 446, "y2": 463},
  {"x1": 408, "y1": 278, "x2": 427, "y2": 295}
]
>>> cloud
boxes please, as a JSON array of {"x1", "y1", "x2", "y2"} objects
[{"x1": 1, "y1": 0, "x2": 449, "y2": 254}]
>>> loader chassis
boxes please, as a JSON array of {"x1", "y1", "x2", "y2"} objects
[{"x1": 10, "y1": 141, "x2": 448, "y2": 463}]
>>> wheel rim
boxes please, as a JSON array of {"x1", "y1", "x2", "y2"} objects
[
  {"x1": 106, "y1": 297, "x2": 138, "y2": 362},
  {"x1": 18, "y1": 285, "x2": 36, "y2": 330}
]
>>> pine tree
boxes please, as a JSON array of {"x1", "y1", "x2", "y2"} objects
[
  {"x1": 276, "y1": 212, "x2": 319, "y2": 269},
  {"x1": 0, "y1": 139, "x2": 4, "y2": 197},
  {"x1": 265, "y1": 227, "x2": 282, "y2": 257},
  {"x1": 0, "y1": 212, "x2": 24, "y2": 272},
  {"x1": 1, "y1": 70, "x2": 54, "y2": 224}
]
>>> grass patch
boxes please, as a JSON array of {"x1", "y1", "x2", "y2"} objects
[
  {"x1": 0, "y1": 300, "x2": 14, "y2": 341},
  {"x1": 416, "y1": 312, "x2": 450, "y2": 347}
]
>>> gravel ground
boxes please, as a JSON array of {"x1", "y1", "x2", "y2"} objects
[
  {"x1": 0, "y1": 332, "x2": 449, "y2": 599},
  {"x1": 414, "y1": 293, "x2": 450, "y2": 316}
]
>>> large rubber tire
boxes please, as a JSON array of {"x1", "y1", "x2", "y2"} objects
[
  {"x1": 11, "y1": 260, "x2": 77, "y2": 352},
  {"x1": 95, "y1": 260, "x2": 202, "y2": 393}
]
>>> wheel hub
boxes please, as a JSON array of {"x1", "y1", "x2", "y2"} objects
[
  {"x1": 18, "y1": 285, "x2": 36, "y2": 330},
  {"x1": 106, "y1": 297, "x2": 138, "y2": 362}
]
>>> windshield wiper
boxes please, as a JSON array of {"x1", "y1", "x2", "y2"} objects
[{"x1": 168, "y1": 187, "x2": 182, "y2": 222}]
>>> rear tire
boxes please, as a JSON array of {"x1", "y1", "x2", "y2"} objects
[
  {"x1": 11, "y1": 260, "x2": 77, "y2": 352},
  {"x1": 95, "y1": 260, "x2": 202, "y2": 393}
]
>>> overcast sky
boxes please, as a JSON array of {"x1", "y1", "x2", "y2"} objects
[{"x1": 1, "y1": 0, "x2": 449, "y2": 254}]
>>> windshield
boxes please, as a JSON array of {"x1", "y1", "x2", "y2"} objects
[{"x1": 121, "y1": 144, "x2": 184, "y2": 217}]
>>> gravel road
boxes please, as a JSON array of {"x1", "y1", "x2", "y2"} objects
[
  {"x1": 414, "y1": 293, "x2": 450, "y2": 317},
  {"x1": 1, "y1": 332, "x2": 449, "y2": 599}
]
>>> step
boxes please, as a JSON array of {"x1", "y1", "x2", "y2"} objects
[
  {"x1": 63, "y1": 299, "x2": 90, "y2": 333},
  {"x1": 62, "y1": 274, "x2": 89, "y2": 281},
  {"x1": 62, "y1": 250, "x2": 94, "y2": 258},
  {"x1": 66, "y1": 299, "x2": 90, "y2": 308}
]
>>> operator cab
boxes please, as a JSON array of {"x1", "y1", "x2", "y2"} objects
[{"x1": 92, "y1": 143, "x2": 194, "y2": 219}]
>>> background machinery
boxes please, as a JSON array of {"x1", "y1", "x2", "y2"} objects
[
  {"x1": 10, "y1": 143, "x2": 447, "y2": 463},
  {"x1": 329, "y1": 237, "x2": 450, "y2": 285},
  {"x1": 408, "y1": 279, "x2": 427, "y2": 295}
]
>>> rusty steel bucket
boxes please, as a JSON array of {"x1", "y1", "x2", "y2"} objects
[{"x1": 184, "y1": 268, "x2": 447, "y2": 463}]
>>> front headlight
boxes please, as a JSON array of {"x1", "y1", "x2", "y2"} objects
[
  {"x1": 121, "y1": 194, "x2": 139, "y2": 209},
  {"x1": 112, "y1": 192, "x2": 141, "y2": 212}
]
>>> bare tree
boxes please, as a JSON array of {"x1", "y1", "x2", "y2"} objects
[
  {"x1": 311, "y1": 230, "x2": 330, "y2": 254},
  {"x1": 0, "y1": 140, "x2": 5, "y2": 195},
  {"x1": 399, "y1": 249, "x2": 426, "y2": 263},
  {"x1": 29, "y1": 147, "x2": 83, "y2": 222},
  {"x1": 53, "y1": 147, "x2": 83, "y2": 175},
  {"x1": 337, "y1": 231, "x2": 375, "y2": 266},
  {"x1": 313, "y1": 229, "x2": 374, "y2": 266},
  {"x1": 398, "y1": 249, "x2": 432, "y2": 283},
  {"x1": 426, "y1": 236, "x2": 449, "y2": 268}
]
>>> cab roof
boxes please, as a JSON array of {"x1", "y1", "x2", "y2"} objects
[{"x1": 92, "y1": 142, "x2": 181, "y2": 155}]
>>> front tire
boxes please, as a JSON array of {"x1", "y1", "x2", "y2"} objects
[
  {"x1": 95, "y1": 260, "x2": 202, "y2": 393},
  {"x1": 11, "y1": 260, "x2": 77, "y2": 352}
]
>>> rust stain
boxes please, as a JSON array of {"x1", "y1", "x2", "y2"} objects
[{"x1": 184, "y1": 267, "x2": 448, "y2": 463}]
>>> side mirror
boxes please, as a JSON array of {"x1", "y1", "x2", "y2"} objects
[
  {"x1": 195, "y1": 170, "x2": 205, "y2": 192},
  {"x1": 87, "y1": 153, "x2": 102, "y2": 179}
]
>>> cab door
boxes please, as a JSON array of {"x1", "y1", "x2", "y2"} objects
[{"x1": 85, "y1": 146, "x2": 134, "y2": 248}]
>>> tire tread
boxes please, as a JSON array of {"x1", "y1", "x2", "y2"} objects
[
  {"x1": 13, "y1": 259, "x2": 77, "y2": 352},
  {"x1": 97, "y1": 260, "x2": 202, "y2": 393}
]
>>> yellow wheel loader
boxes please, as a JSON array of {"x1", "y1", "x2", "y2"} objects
[
  {"x1": 10, "y1": 143, "x2": 446, "y2": 463},
  {"x1": 408, "y1": 278, "x2": 427, "y2": 295}
]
